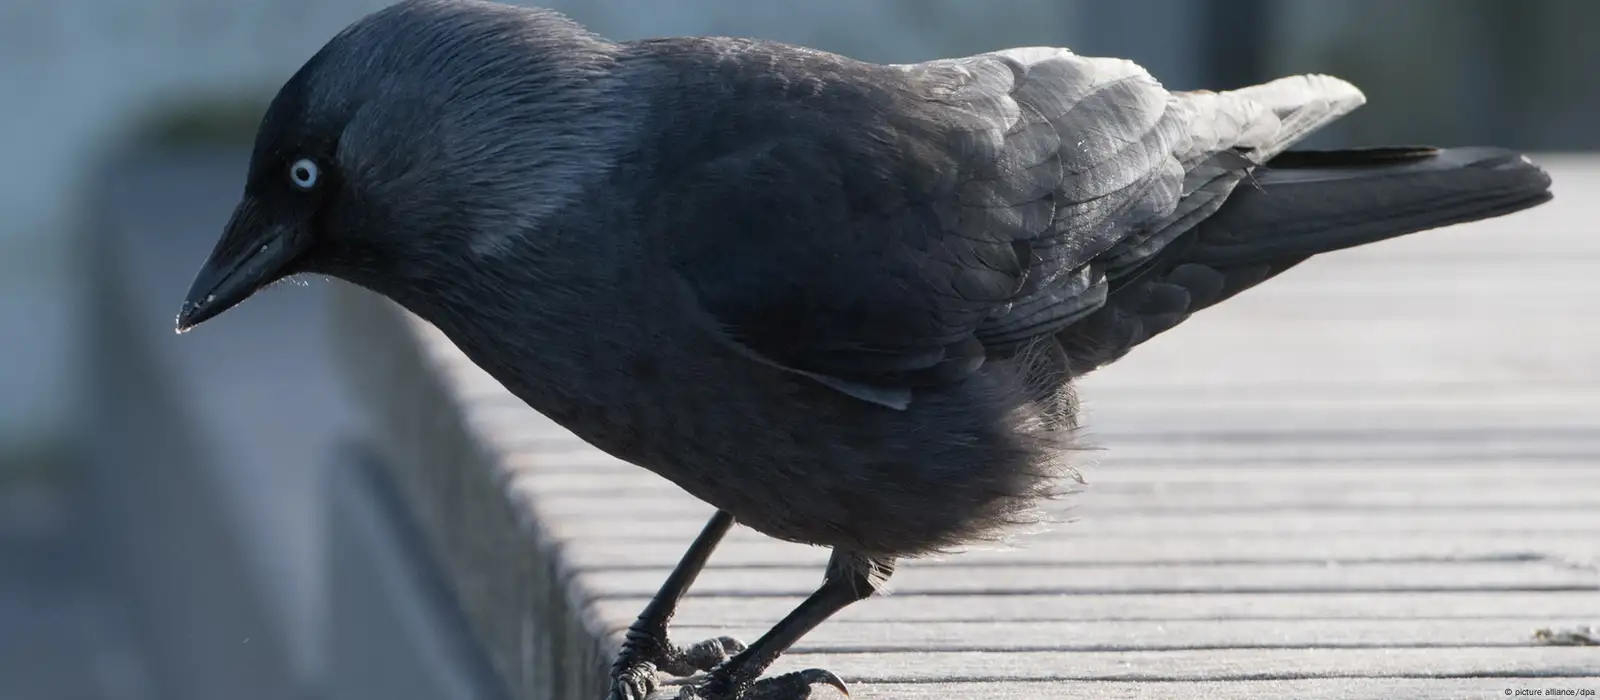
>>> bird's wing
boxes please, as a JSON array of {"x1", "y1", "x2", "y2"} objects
[
  {"x1": 972, "y1": 67, "x2": 1365, "y2": 348},
  {"x1": 658, "y1": 44, "x2": 1362, "y2": 408}
]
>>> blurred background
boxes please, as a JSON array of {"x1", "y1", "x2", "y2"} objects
[{"x1": 2, "y1": 1, "x2": 1596, "y2": 698}]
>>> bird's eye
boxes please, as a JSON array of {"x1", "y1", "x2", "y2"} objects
[{"x1": 288, "y1": 158, "x2": 320, "y2": 190}]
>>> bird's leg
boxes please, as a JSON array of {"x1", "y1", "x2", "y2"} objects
[
  {"x1": 608, "y1": 509, "x2": 746, "y2": 700},
  {"x1": 678, "y1": 549, "x2": 895, "y2": 700}
]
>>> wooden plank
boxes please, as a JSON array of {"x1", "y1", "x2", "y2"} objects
[
  {"x1": 572, "y1": 561, "x2": 1598, "y2": 600},
  {"x1": 750, "y1": 647, "x2": 1599, "y2": 682},
  {"x1": 539, "y1": 511, "x2": 1600, "y2": 544},
  {"x1": 526, "y1": 487, "x2": 1600, "y2": 517},
  {"x1": 649, "y1": 619, "x2": 1581, "y2": 652},
  {"x1": 589, "y1": 591, "x2": 1600, "y2": 625},
  {"x1": 563, "y1": 534, "x2": 1600, "y2": 569},
  {"x1": 503, "y1": 454, "x2": 1600, "y2": 480},
  {"x1": 494, "y1": 446, "x2": 1600, "y2": 476},
  {"x1": 848, "y1": 679, "x2": 1600, "y2": 700}
]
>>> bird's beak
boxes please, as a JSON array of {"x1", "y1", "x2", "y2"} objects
[{"x1": 175, "y1": 199, "x2": 310, "y2": 333}]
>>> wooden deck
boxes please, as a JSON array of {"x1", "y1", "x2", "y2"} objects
[{"x1": 330, "y1": 156, "x2": 1600, "y2": 700}]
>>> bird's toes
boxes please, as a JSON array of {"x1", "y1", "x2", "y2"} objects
[
  {"x1": 746, "y1": 669, "x2": 850, "y2": 700},
  {"x1": 606, "y1": 660, "x2": 658, "y2": 700},
  {"x1": 653, "y1": 635, "x2": 745, "y2": 676},
  {"x1": 678, "y1": 636, "x2": 747, "y2": 674},
  {"x1": 678, "y1": 669, "x2": 848, "y2": 700}
]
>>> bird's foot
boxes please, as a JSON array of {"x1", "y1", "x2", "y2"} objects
[
  {"x1": 674, "y1": 668, "x2": 849, "y2": 700},
  {"x1": 607, "y1": 629, "x2": 746, "y2": 700}
]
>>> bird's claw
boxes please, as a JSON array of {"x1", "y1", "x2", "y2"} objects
[
  {"x1": 675, "y1": 668, "x2": 849, "y2": 700},
  {"x1": 607, "y1": 660, "x2": 658, "y2": 700},
  {"x1": 666, "y1": 636, "x2": 747, "y2": 676},
  {"x1": 609, "y1": 632, "x2": 747, "y2": 700}
]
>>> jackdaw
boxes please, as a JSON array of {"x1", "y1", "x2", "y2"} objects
[{"x1": 174, "y1": 1, "x2": 1554, "y2": 698}]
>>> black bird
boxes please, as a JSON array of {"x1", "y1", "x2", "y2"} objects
[{"x1": 174, "y1": 1, "x2": 1554, "y2": 698}]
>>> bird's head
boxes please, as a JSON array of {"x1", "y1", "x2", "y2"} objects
[{"x1": 175, "y1": 0, "x2": 632, "y2": 332}]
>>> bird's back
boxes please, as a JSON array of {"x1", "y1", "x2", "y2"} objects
[{"x1": 621, "y1": 38, "x2": 1549, "y2": 404}]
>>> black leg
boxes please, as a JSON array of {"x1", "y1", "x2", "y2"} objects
[
  {"x1": 680, "y1": 549, "x2": 895, "y2": 700},
  {"x1": 608, "y1": 510, "x2": 745, "y2": 700}
]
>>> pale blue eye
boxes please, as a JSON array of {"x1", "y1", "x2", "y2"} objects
[{"x1": 289, "y1": 158, "x2": 320, "y2": 190}]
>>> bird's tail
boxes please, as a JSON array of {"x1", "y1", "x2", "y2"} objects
[
  {"x1": 1185, "y1": 145, "x2": 1552, "y2": 267},
  {"x1": 1060, "y1": 146, "x2": 1552, "y2": 373}
]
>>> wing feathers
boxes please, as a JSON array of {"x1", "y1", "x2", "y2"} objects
[
  {"x1": 657, "y1": 38, "x2": 1376, "y2": 406},
  {"x1": 977, "y1": 62, "x2": 1369, "y2": 348}
]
